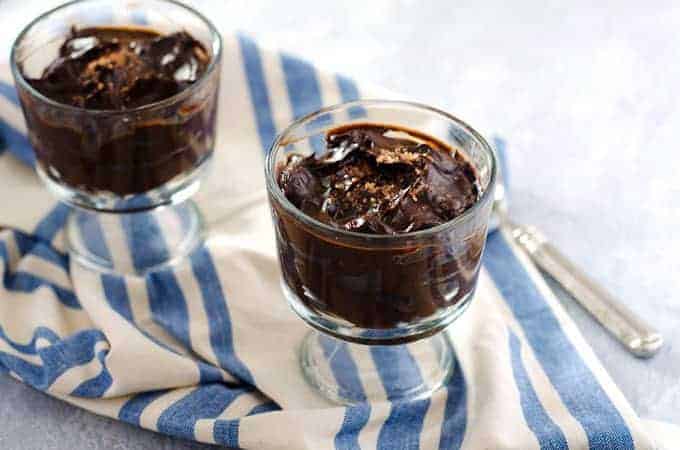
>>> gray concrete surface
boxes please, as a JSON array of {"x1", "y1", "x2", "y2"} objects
[{"x1": 0, "y1": 0, "x2": 678, "y2": 448}]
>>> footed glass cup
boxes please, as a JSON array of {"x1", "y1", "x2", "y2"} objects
[
  {"x1": 265, "y1": 100, "x2": 497, "y2": 404},
  {"x1": 10, "y1": 0, "x2": 221, "y2": 275}
]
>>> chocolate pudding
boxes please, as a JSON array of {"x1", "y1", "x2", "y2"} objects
[
  {"x1": 273, "y1": 124, "x2": 487, "y2": 341},
  {"x1": 18, "y1": 26, "x2": 218, "y2": 196}
]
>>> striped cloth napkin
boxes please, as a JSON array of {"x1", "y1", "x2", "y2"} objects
[{"x1": 0, "y1": 31, "x2": 661, "y2": 449}]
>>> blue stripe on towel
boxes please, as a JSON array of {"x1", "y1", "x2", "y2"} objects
[
  {"x1": 119, "y1": 390, "x2": 169, "y2": 425},
  {"x1": 0, "y1": 353, "x2": 42, "y2": 384},
  {"x1": 70, "y1": 348, "x2": 112, "y2": 398},
  {"x1": 120, "y1": 212, "x2": 170, "y2": 273},
  {"x1": 120, "y1": 208, "x2": 176, "y2": 329},
  {"x1": 281, "y1": 53, "x2": 329, "y2": 153},
  {"x1": 12, "y1": 229, "x2": 68, "y2": 270},
  {"x1": 42, "y1": 329, "x2": 108, "y2": 388},
  {"x1": 146, "y1": 268, "x2": 192, "y2": 350},
  {"x1": 319, "y1": 335, "x2": 370, "y2": 450},
  {"x1": 121, "y1": 206, "x2": 225, "y2": 384},
  {"x1": 0, "y1": 326, "x2": 60, "y2": 357},
  {"x1": 0, "y1": 326, "x2": 59, "y2": 355},
  {"x1": 0, "y1": 118, "x2": 35, "y2": 166},
  {"x1": 1, "y1": 238, "x2": 79, "y2": 308},
  {"x1": 0, "y1": 329, "x2": 107, "y2": 392},
  {"x1": 190, "y1": 247, "x2": 254, "y2": 385},
  {"x1": 336, "y1": 75, "x2": 360, "y2": 103},
  {"x1": 73, "y1": 210, "x2": 114, "y2": 273},
  {"x1": 33, "y1": 203, "x2": 70, "y2": 244},
  {"x1": 101, "y1": 274, "x2": 133, "y2": 322},
  {"x1": 438, "y1": 339, "x2": 467, "y2": 450},
  {"x1": 377, "y1": 399, "x2": 431, "y2": 449},
  {"x1": 336, "y1": 75, "x2": 365, "y2": 118},
  {"x1": 238, "y1": 35, "x2": 277, "y2": 153},
  {"x1": 0, "y1": 81, "x2": 36, "y2": 166},
  {"x1": 281, "y1": 54, "x2": 323, "y2": 119},
  {"x1": 95, "y1": 234, "x2": 225, "y2": 382},
  {"x1": 213, "y1": 419, "x2": 241, "y2": 447},
  {"x1": 10, "y1": 230, "x2": 74, "y2": 305},
  {"x1": 509, "y1": 329, "x2": 568, "y2": 450},
  {"x1": 99, "y1": 270, "x2": 223, "y2": 384},
  {"x1": 22, "y1": 242, "x2": 68, "y2": 271},
  {"x1": 0, "y1": 80, "x2": 34, "y2": 165},
  {"x1": 9, "y1": 271, "x2": 78, "y2": 307},
  {"x1": 484, "y1": 233, "x2": 634, "y2": 449},
  {"x1": 319, "y1": 335, "x2": 366, "y2": 401},
  {"x1": 336, "y1": 403, "x2": 371, "y2": 450},
  {"x1": 372, "y1": 345, "x2": 431, "y2": 450},
  {"x1": 156, "y1": 384, "x2": 249, "y2": 440},
  {"x1": 197, "y1": 362, "x2": 225, "y2": 384},
  {"x1": 0, "y1": 80, "x2": 20, "y2": 106}
]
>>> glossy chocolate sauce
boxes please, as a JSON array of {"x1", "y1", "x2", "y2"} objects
[
  {"x1": 19, "y1": 26, "x2": 217, "y2": 196},
  {"x1": 274, "y1": 124, "x2": 486, "y2": 341},
  {"x1": 278, "y1": 125, "x2": 479, "y2": 234},
  {"x1": 27, "y1": 27, "x2": 209, "y2": 109}
]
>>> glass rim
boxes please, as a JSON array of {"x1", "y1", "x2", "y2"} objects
[
  {"x1": 264, "y1": 99, "x2": 498, "y2": 242},
  {"x1": 9, "y1": 0, "x2": 222, "y2": 116}
]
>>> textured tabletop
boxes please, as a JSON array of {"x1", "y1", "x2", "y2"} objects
[{"x1": 0, "y1": 0, "x2": 678, "y2": 448}]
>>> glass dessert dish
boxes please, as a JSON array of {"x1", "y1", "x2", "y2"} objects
[
  {"x1": 266, "y1": 100, "x2": 497, "y2": 404},
  {"x1": 10, "y1": 0, "x2": 221, "y2": 274}
]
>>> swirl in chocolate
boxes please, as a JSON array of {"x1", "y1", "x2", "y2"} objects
[
  {"x1": 26, "y1": 26, "x2": 209, "y2": 109},
  {"x1": 278, "y1": 124, "x2": 480, "y2": 234}
]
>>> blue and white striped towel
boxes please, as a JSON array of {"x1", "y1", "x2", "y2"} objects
[{"x1": 0, "y1": 31, "x2": 664, "y2": 449}]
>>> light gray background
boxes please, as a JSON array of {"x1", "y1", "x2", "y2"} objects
[{"x1": 0, "y1": 0, "x2": 678, "y2": 448}]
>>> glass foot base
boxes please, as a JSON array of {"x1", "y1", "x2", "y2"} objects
[
  {"x1": 300, "y1": 330, "x2": 454, "y2": 405},
  {"x1": 65, "y1": 201, "x2": 204, "y2": 275}
]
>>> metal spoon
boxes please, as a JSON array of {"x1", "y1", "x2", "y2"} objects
[{"x1": 490, "y1": 151, "x2": 663, "y2": 358}]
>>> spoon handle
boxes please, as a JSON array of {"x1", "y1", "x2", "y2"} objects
[{"x1": 509, "y1": 224, "x2": 663, "y2": 358}]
